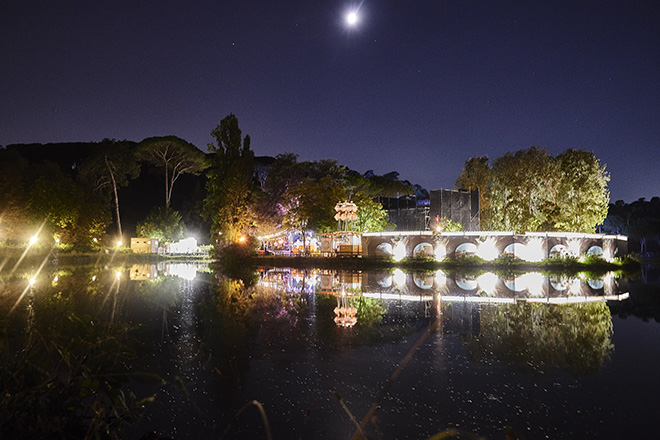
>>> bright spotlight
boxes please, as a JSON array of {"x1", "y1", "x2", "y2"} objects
[
  {"x1": 392, "y1": 242, "x2": 406, "y2": 262},
  {"x1": 29, "y1": 277, "x2": 36, "y2": 287},
  {"x1": 29, "y1": 235, "x2": 38, "y2": 246},
  {"x1": 116, "y1": 240, "x2": 123, "y2": 247}
]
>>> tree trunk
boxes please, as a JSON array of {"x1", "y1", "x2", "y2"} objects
[
  {"x1": 106, "y1": 157, "x2": 122, "y2": 238},
  {"x1": 165, "y1": 164, "x2": 170, "y2": 207}
]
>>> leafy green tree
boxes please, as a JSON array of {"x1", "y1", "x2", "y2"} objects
[
  {"x1": 203, "y1": 114, "x2": 255, "y2": 243},
  {"x1": 136, "y1": 206, "x2": 184, "y2": 242},
  {"x1": 490, "y1": 147, "x2": 557, "y2": 233},
  {"x1": 436, "y1": 217, "x2": 464, "y2": 232},
  {"x1": 0, "y1": 149, "x2": 30, "y2": 243},
  {"x1": 459, "y1": 147, "x2": 609, "y2": 233},
  {"x1": 283, "y1": 176, "x2": 346, "y2": 239},
  {"x1": 553, "y1": 149, "x2": 610, "y2": 232},
  {"x1": 135, "y1": 136, "x2": 208, "y2": 207},
  {"x1": 21, "y1": 161, "x2": 111, "y2": 248},
  {"x1": 352, "y1": 192, "x2": 394, "y2": 232},
  {"x1": 79, "y1": 139, "x2": 140, "y2": 238}
]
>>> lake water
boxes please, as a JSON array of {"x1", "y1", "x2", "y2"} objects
[{"x1": 2, "y1": 263, "x2": 659, "y2": 439}]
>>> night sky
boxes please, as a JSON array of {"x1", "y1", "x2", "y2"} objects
[{"x1": 2, "y1": 1, "x2": 658, "y2": 203}]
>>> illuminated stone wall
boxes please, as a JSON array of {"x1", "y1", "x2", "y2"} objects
[{"x1": 361, "y1": 231, "x2": 628, "y2": 262}]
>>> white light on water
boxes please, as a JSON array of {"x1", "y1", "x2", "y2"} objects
[
  {"x1": 168, "y1": 264, "x2": 197, "y2": 281},
  {"x1": 477, "y1": 272, "x2": 499, "y2": 295},
  {"x1": 393, "y1": 269, "x2": 406, "y2": 287}
]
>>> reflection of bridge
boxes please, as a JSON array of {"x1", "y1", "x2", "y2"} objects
[
  {"x1": 256, "y1": 268, "x2": 630, "y2": 305},
  {"x1": 361, "y1": 231, "x2": 628, "y2": 262},
  {"x1": 360, "y1": 270, "x2": 629, "y2": 303}
]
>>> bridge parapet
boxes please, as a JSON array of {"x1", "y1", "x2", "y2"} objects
[{"x1": 361, "y1": 231, "x2": 627, "y2": 262}]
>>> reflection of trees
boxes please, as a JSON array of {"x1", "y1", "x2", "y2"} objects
[
  {"x1": 0, "y1": 270, "x2": 150, "y2": 438},
  {"x1": 354, "y1": 296, "x2": 386, "y2": 329},
  {"x1": 465, "y1": 302, "x2": 613, "y2": 375},
  {"x1": 198, "y1": 277, "x2": 308, "y2": 395}
]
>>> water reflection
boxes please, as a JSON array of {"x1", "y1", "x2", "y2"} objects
[{"x1": 0, "y1": 263, "x2": 637, "y2": 439}]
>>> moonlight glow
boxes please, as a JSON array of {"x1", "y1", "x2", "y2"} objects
[{"x1": 346, "y1": 11, "x2": 359, "y2": 26}]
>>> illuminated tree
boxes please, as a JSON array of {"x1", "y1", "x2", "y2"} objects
[
  {"x1": 490, "y1": 147, "x2": 557, "y2": 232},
  {"x1": 553, "y1": 149, "x2": 610, "y2": 233},
  {"x1": 26, "y1": 162, "x2": 110, "y2": 248},
  {"x1": 136, "y1": 136, "x2": 208, "y2": 207},
  {"x1": 458, "y1": 147, "x2": 609, "y2": 233},
  {"x1": 0, "y1": 149, "x2": 30, "y2": 242},
  {"x1": 352, "y1": 192, "x2": 394, "y2": 232},
  {"x1": 136, "y1": 206, "x2": 184, "y2": 242},
  {"x1": 203, "y1": 114, "x2": 254, "y2": 242},
  {"x1": 283, "y1": 176, "x2": 346, "y2": 234}
]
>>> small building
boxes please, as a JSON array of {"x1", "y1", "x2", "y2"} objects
[{"x1": 131, "y1": 237, "x2": 159, "y2": 254}]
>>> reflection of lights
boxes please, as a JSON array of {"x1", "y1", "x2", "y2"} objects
[
  {"x1": 29, "y1": 235, "x2": 38, "y2": 246},
  {"x1": 116, "y1": 271, "x2": 122, "y2": 280},
  {"x1": 414, "y1": 273, "x2": 434, "y2": 289},
  {"x1": 377, "y1": 275, "x2": 392, "y2": 288},
  {"x1": 168, "y1": 264, "x2": 197, "y2": 281},
  {"x1": 517, "y1": 272, "x2": 545, "y2": 296},
  {"x1": 477, "y1": 272, "x2": 499, "y2": 295},
  {"x1": 434, "y1": 244, "x2": 446, "y2": 261},
  {"x1": 393, "y1": 269, "x2": 406, "y2": 287},
  {"x1": 29, "y1": 277, "x2": 36, "y2": 287},
  {"x1": 455, "y1": 277, "x2": 478, "y2": 291},
  {"x1": 476, "y1": 238, "x2": 499, "y2": 261},
  {"x1": 568, "y1": 278, "x2": 582, "y2": 295},
  {"x1": 588, "y1": 279, "x2": 605, "y2": 290},
  {"x1": 434, "y1": 270, "x2": 447, "y2": 288},
  {"x1": 550, "y1": 278, "x2": 568, "y2": 291},
  {"x1": 392, "y1": 242, "x2": 406, "y2": 262}
]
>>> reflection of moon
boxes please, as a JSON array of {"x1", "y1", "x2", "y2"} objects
[{"x1": 346, "y1": 11, "x2": 358, "y2": 26}]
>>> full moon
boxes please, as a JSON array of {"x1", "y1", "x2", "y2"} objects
[{"x1": 346, "y1": 11, "x2": 358, "y2": 26}]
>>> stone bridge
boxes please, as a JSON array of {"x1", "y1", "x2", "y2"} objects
[{"x1": 361, "y1": 231, "x2": 627, "y2": 262}]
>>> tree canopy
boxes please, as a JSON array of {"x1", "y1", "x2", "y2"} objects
[
  {"x1": 203, "y1": 114, "x2": 255, "y2": 243},
  {"x1": 456, "y1": 147, "x2": 609, "y2": 233},
  {"x1": 136, "y1": 136, "x2": 208, "y2": 207},
  {"x1": 79, "y1": 139, "x2": 140, "y2": 238}
]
